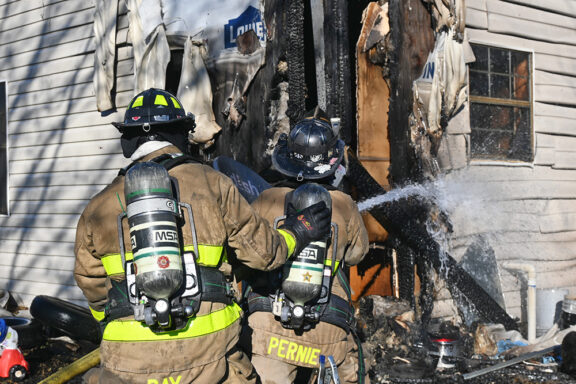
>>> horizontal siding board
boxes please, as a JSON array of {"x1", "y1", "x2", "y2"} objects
[
  {"x1": 487, "y1": 0, "x2": 576, "y2": 31},
  {"x1": 10, "y1": 154, "x2": 127, "y2": 174},
  {"x1": 535, "y1": 133, "x2": 576, "y2": 150},
  {"x1": 9, "y1": 68, "x2": 93, "y2": 95},
  {"x1": 535, "y1": 102, "x2": 576, "y2": 119},
  {"x1": 10, "y1": 185, "x2": 107, "y2": 201},
  {"x1": 540, "y1": 213, "x2": 576, "y2": 234},
  {"x1": 0, "y1": 45, "x2": 132, "y2": 83},
  {"x1": 466, "y1": 7, "x2": 488, "y2": 29},
  {"x1": 0, "y1": 239, "x2": 75, "y2": 258},
  {"x1": 10, "y1": 75, "x2": 132, "y2": 109},
  {"x1": 10, "y1": 139, "x2": 121, "y2": 161},
  {"x1": 449, "y1": 164, "x2": 576, "y2": 182},
  {"x1": 0, "y1": 0, "x2": 94, "y2": 33},
  {"x1": 10, "y1": 170, "x2": 118, "y2": 187},
  {"x1": 1, "y1": 23, "x2": 94, "y2": 60},
  {"x1": 534, "y1": 115, "x2": 576, "y2": 137},
  {"x1": 495, "y1": 243, "x2": 576, "y2": 263},
  {"x1": 9, "y1": 83, "x2": 96, "y2": 109},
  {"x1": 0, "y1": 226, "x2": 76, "y2": 242},
  {"x1": 0, "y1": 0, "x2": 50, "y2": 17},
  {"x1": 501, "y1": 0, "x2": 576, "y2": 17},
  {"x1": 10, "y1": 200, "x2": 89, "y2": 215},
  {"x1": 0, "y1": 213, "x2": 80, "y2": 229},
  {"x1": 9, "y1": 91, "x2": 133, "y2": 122},
  {"x1": 552, "y1": 151, "x2": 576, "y2": 170},
  {"x1": 0, "y1": 8, "x2": 94, "y2": 49},
  {"x1": 0, "y1": 279, "x2": 85, "y2": 302},
  {"x1": 0, "y1": 54, "x2": 92, "y2": 82},
  {"x1": 536, "y1": 70, "x2": 576, "y2": 88},
  {"x1": 0, "y1": 252, "x2": 75, "y2": 270},
  {"x1": 1, "y1": 39, "x2": 95, "y2": 71},
  {"x1": 535, "y1": 84, "x2": 576, "y2": 106},
  {"x1": 9, "y1": 111, "x2": 125, "y2": 134},
  {"x1": 541, "y1": 199, "x2": 576, "y2": 214},
  {"x1": 10, "y1": 125, "x2": 119, "y2": 147},
  {"x1": 487, "y1": 13, "x2": 576, "y2": 45}
]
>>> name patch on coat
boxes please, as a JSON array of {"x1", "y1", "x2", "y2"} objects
[
  {"x1": 267, "y1": 336, "x2": 321, "y2": 366},
  {"x1": 147, "y1": 376, "x2": 181, "y2": 384}
]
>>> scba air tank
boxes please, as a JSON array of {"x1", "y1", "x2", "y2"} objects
[
  {"x1": 124, "y1": 162, "x2": 183, "y2": 301},
  {"x1": 282, "y1": 183, "x2": 332, "y2": 306}
]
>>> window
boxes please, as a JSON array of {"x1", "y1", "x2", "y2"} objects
[
  {"x1": 0, "y1": 82, "x2": 7, "y2": 215},
  {"x1": 468, "y1": 44, "x2": 533, "y2": 162}
]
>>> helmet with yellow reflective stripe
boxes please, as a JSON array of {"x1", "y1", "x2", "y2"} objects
[{"x1": 112, "y1": 88, "x2": 195, "y2": 132}]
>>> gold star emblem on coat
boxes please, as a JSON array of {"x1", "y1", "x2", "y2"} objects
[{"x1": 302, "y1": 272, "x2": 312, "y2": 282}]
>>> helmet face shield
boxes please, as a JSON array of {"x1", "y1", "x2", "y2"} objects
[{"x1": 272, "y1": 117, "x2": 344, "y2": 180}]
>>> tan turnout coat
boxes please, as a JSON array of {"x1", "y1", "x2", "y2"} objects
[{"x1": 74, "y1": 145, "x2": 292, "y2": 383}]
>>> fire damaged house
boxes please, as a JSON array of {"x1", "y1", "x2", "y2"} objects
[{"x1": 0, "y1": 0, "x2": 576, "y2": 381}]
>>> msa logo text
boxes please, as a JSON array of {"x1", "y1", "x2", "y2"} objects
[
  {"x1": 298, "y1": 247, "x2": 317, "y2": 260},
  {"x1": 154, "y1": 230, "x2": 178, "y2": 242}
]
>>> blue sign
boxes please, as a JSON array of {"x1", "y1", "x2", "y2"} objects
[{"x1": 224, "y1": 6, "x2": 266, "y2": 49}]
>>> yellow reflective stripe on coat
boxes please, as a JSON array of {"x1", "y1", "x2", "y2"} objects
[
  {"x1": 277, "y1": 229, "x2": 296, "y2": 256},
  {"x1": 101, "y1": 244, "x2": 224, "y2": 276},
  {"x1": 102, "y1": 303, "x2": 242, "y2": 341},
  {"x1": 90, "y1": 306, "x2": 106, "y2": 321},
  {"x1": 324, "y1": 258, "x2": 340, "y2": 274}
]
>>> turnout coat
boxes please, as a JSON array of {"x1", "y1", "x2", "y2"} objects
[{"x1": 74, "y1": 145, "x2": 294, "y2": 383}]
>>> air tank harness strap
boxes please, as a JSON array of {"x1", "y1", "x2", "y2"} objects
[
  {"x1": 245, "y1": 291, "x2": 356, "y2": 333},
  {"x1": 104, "y1": 266, "x2": 233, "y2": 323}
]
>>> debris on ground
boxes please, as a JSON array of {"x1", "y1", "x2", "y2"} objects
[{"x1": 357, "y1": 295, "x2": 576, "y2": 384}]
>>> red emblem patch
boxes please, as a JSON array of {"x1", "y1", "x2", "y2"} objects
[
  {"x1": 131, "y1": 116, "x2": 141, "y2": 121},
  {"x1": 157, "y1": 256, "x2": 170, "y2": 269}
]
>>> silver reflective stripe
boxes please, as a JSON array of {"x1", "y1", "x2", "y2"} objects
[{"x1": 126, "y1": 198, "x2": 177, "y2": 217}]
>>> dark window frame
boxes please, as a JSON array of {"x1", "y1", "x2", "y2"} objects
[
  {"x1": 468, "y1": 43, "x2": 534, "y2": 163},
  {"x1": 0, "y1": 81, "x2": 8, "y2": 215}
]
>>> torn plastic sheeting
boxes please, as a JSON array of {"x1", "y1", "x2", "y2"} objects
[
  {"x1": 412, "y1": 26, "x2": 471, "y2": 140},
  {"x1": 126, "y1": 0, "x2": 170, "y2": 93},
  {"x1": 93, "y1": 0, "x2": 119, "y2": 112},
  {"x1": 177, "y1": 38, "x2": 222, "y2": 150},
  {"x1": 161, "y1": 0, "x2": 267, "y2": 124}
]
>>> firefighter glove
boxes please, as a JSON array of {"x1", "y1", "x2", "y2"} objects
[{"x1": 280, "y1": 201, "x2": 331, "y2": 256}]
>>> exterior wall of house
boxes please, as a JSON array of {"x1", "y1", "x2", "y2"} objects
[
  {"x1": 0, "y1": 0, "x2": 132, "y2": 306},
  {"x1": 433, "y1": 0, "x2": 576, "y2": 324}
]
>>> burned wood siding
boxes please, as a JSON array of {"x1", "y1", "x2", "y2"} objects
[
  {"x1": 436, "y1": 0, "x2": 576, "y2": 320},
  {"x1": 0, "y1": 0, "x2": 133, "y2": 306}
]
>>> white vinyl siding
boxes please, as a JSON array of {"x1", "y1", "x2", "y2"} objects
[
  {"x1": 0, "y1": 0, "x2": 133, "y2": 306},
  {"x1": 435, "y1": 0, "x2": 576, "y2": 322}
]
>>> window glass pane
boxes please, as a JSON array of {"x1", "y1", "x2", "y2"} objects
[
  {"x1": 469, "y1": 44, "x2": 532, "y2": 162},
  {"x1": 509, "y1": 107, "x2": 532, "y2": 161},
  {"x1": 470, "y1": 45, "x2": 488, "y2": 71},
  {"x1": 490, "y1": 74, "x2": 510, "y2": 99},
  {"x1": 470, "y1": 72, "x2": 488, "y2": 97},
  {"x1": 489, "y1": 105, "x2": 513, "y2": 131},
  {"x1": 471, "y1": 129, "x2": 511, "y2": 158},
  {"x1": 490, "y1": 48, "x2": 509, "y2": 74},
  {"x1": 470, "y1": 103, "x2": 491, "y2": 129},
  {"x1": 512, "y1": 52, "x2": 530, "y2": 101}
]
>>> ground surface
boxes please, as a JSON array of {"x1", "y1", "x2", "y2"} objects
[{"x1": 4, "y1": 339, "x2": 97, "y2": 384}]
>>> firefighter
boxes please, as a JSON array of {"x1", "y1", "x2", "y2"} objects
[
  {"x1": 74, "y1": 88, "x2": 331, "y2": 384},
  {"x1": 242, "y1": 112, "x2": 370, "y2": 384}
]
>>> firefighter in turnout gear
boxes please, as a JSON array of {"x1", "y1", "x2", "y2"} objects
[
  {"x1": 74, "y1": 88, "x2": 331, "y2": 384},
  {"x1": 241, "y1": 111, "x2": 370, "y2": 384}
]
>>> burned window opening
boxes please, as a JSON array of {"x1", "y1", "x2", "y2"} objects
[
  {"x1": 165, "y1": 49, "x2": 184, "y2": 97},
  {"x1": 469, "y1": 44, "x2": 533, "y2": 162}
]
